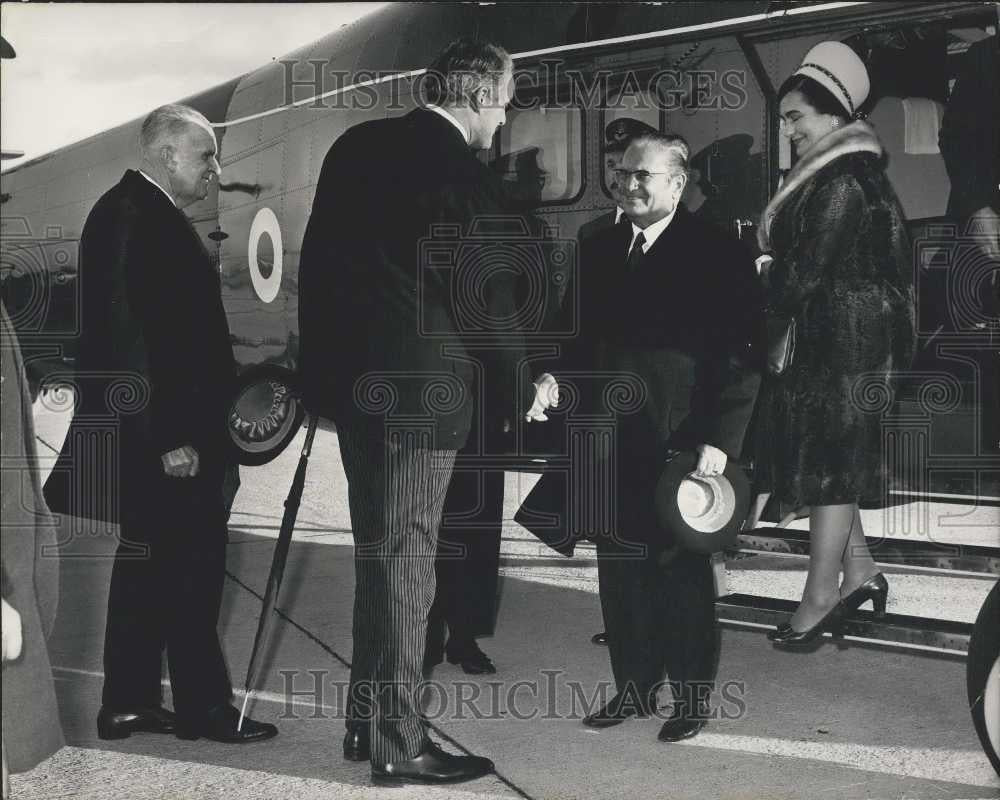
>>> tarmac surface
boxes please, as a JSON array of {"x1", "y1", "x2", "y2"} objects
[{"x1": 9, "y1": 412, "x2": 1000, "y2": 800}]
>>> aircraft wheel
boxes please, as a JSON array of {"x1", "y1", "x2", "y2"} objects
[{"x1": 967, "y1": 580, "x2": 1000, "y2": 776}]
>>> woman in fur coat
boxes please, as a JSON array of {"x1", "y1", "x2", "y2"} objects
[{"x1": 752, "y1": 43, "x2": 916, "y2": 645}]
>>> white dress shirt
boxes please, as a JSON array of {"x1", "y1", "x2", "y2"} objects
[{"x1": 627, "y1": 206, "x2": 678, "y2": 255}]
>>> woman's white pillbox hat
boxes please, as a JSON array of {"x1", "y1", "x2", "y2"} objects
[{"x1": 794, "y1": 41, "x2": 871, "y2": 117}]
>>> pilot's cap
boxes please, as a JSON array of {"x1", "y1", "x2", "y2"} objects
[
  {"x1": 793, "y1": 41, "x2": 870, "y2": 118},
  {"x1": 604, "y1": 117, "x2": 658, "y2": 153}
]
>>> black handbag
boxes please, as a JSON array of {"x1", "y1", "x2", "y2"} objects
[{"x1": 766, "y1": 314, "x2": 796, "y2": 376}]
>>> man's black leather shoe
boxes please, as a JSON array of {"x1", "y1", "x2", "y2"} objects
[
  {"x1": 372, "y1": 741, "x2": 493, "y2": 785},
  {"x1": 591, "y1": 631, "x2": 608, "y2": 645},
  {"x1": 176, "y1": 703, "x2": 278, "y2": 743},
  {"x1": 343, "y1": 722, "x2": 369, "y2": 762},
  {"x1": 582, "y1": 693, "x2": 650, "y2": 729},
  {"x1": 97, "y1": 705, "x2": 177, "y2": 740},
  {"x1": 446, "y1": 646, "x2": 496, "y2": 675},
  {"x1": 657, "y1": 705, "x2": 708, "y2": 742}
]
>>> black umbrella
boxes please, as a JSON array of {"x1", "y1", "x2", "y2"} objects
[{"x1": 238, "y1": 413, "x2": 318, "y2": 731}]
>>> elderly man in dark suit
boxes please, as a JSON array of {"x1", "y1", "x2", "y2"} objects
[
  {"x1": 298, "y1": 39, "x2": 554, "y2": 785},
  {"x1": 577, "y1": 116, "x2": 657, "y2": 648},
  {"x1": 534, "y1": 132, "x2": 760, "y2": 742},
  {"x1": 44, "y1": 105, "x2": 276, "y2": 745}
]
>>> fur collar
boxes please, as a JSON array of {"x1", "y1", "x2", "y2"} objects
[{"x1": 758, "y1": 121, "x2": 882, "y2": 251}]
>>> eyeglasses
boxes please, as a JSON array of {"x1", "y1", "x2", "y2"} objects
[{"x1": 612, "y1": 169, "x2": 679, "y2": 185}]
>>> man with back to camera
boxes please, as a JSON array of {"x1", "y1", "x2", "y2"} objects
[
  {"x1": 43, "y1": 105, "x2": 277, "y2": 744},
  {"x1": 298, "y1": 39, "x2": 556, "y2": 785},
  {"x1": 533, "y1": 132, "x2": 760, "y2": 742}
]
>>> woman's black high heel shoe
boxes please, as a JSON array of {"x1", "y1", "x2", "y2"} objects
[
  {"x1": 840, "y1": 573, "x2": 889, "y2": 618},
  {"x1": 770, "y1": 601, "x2": 846, "y2": 647},
  {"x1": 766, "y1": 622, "x2": 792, "y2": 641}
]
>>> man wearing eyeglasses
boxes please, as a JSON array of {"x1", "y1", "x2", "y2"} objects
[
  {"x1": 576, "y1": 117, "x2": 657, "y2": 648},
  {"x1": 538, "y1": 132, "x2": 761, "y2": 742},
  {"x1": 579, "y1": 118, "x2": 658, "y2": 250}
]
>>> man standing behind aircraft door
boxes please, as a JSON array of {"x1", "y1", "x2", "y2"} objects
[
  {"x1": 44, "y1": 105, "x2": 277, "y2": 745},
  {"x1": 298, "y1": 39, "x2": 556, "y2": 785}
]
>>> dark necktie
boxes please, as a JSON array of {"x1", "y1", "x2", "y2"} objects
[{"x1": 626, "y1": 231, "x2": 646, "y2": 272}]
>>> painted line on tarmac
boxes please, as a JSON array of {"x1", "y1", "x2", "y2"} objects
[
  {"x1": 51, "y1": 666, "x2": 339, "y2": 715},
  {"x1": 8, "y1": 746, "x2": 517, "y2": 800},
  {"x1": 674, "y1": 732, "x2": 999, "y2": 789},
  {"x1": 51, "y1": 667, "x2": 537, "y2": 798},
  {"x1": 49, "y1": 668, "x2": 996, "y2": 791},
  {"x1": 222, "y1": 575, "x2": 538, "y2": 800}
]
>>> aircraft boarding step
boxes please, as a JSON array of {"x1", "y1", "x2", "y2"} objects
[
  {"x1": 737, "y1": 528, "x2": 1000, "y2": 575},
  {"x1": 717, "y1": 593, "x2": 975, "y2": 654}
]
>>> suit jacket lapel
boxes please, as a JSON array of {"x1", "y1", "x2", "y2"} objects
[{"x1": 611, "y1": 218, "x2": 634, "y2": 267}]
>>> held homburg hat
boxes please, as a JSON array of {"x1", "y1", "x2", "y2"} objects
[
  {"x1": 793, "y1": 41, "x2": 870, "y2": 118},
  {"x1": 604, "y1": 117, "x2": 658, "y2": 152},
  {"x1": 227, "y1": 364, "x2": 305, "y2": 465},
  {"x1": 653, "y1": 451, "x2": 751, "y2": 554}
]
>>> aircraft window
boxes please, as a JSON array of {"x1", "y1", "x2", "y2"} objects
[{"x1": 494, "y1": 106, "x2": 583, "y2": 207}]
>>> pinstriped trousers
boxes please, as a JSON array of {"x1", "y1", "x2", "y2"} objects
[{"x1": 337, "y1": 426, "x2": 457, "y2": 764}]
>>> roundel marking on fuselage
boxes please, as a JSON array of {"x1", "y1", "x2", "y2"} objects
[{"x1": 248, "y1": 206, "x2": 283, "y2": 304}]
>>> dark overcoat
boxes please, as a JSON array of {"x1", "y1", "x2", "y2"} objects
[
  {"x1": 938, "y1": 35, "x2": 1000, "y2": 220},
  {"x1": 519, "y1": 205, "x2": 762, "y2": 552},
  {"x1": 298, "y1": 108, "x2": 530, "y2": 451},
  {"x1": 754, "y1": 122, "x2": 916, "y2": 507},
  {"x1": 517, "y1": 206, "x2": 762, "y2": 704},
  {"x1": 574, "y1": 206, "x2": 761, "y2": 466},
  {"x1": 42, "y1": 171, "x2": 238, "y2": 718},
  {"x1": 1, "y1": 302, "x2": 63, "y2": 773},
  {"x1": 44, "y1": 170, "x2": 236, "y2": 522},
  {"x1": 299, "y1": 109, "x2": 536, "y2": 643}
]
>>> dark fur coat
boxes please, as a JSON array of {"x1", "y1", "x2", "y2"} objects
[{"x1": 754, "y1": 122, "x2": 916, "y2": 506}]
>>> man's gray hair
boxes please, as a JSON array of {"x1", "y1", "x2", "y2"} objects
[
  {"x1": 139, "y1": 104, "x2": 214, "y2": 152},
  {"x1": 424, "y1": 38, "x2": 513, "y2": 106},
  {"x1": 630, "y1": 132, "x2": 691, "y2": 179}
]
